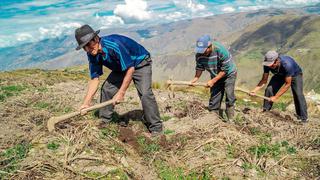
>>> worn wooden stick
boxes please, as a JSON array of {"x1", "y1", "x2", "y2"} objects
[
  {"x1": 47, "y1": 99, "x2": 115, "y2": 132},
  {"x1": 235, "y1": 87, "x2": 271, "y2": 101},
  {"x1": 166, "y1": 79, "x2": 207, "y2": 87},
  {"x1": 166, "y1": 80, "x2": 271, "y2": 101}
]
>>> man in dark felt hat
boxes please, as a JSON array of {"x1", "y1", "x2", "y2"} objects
[
  {"x1": 190, "y1": 35, "x2": 237, "y2": 122},
  {"x1": 250, "y1": 50, "x2": 308, "y2": 123},
  {"x1": 75, "y1": 24, "x2": 163, "y2": 136}
]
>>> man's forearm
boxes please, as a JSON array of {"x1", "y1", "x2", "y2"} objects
[
  {"x1": 192, "y1": 70, "x2": 202, "y2": 82},
  {"x1": 212, "y1": 71, "x2": 226, "y2": 82},
  {"x1": 119, "y1": 67, "x2": 135, "y2": 94},
  {"x1": 83, "y1": 78, "x2": 100, "y2": 105},
  {"x1": 253, "y1": 80, "x2": 267, "y2": 92},
  {"x1": 275, "y1": 83, "x2": 290, "y2": 98}
]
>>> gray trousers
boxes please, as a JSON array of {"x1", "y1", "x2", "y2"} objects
[
  {"x1": 208, "y1": 73, "x2": 237, "y2": 110},
  {"x1": 263, "y1": 73, "x2": 308, "y2": 120},
  {"x1": 99, "y1": 60, "x2": 163, "y2": 132}
]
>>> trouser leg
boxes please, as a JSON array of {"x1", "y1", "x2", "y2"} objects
[
  {"x1": 263, "y1": 75, "x2": 285, "y2": 111},
  {"x1": 291, "y1": 74, "x2": 308, "y2": 120},
  {"x1": 132, "y1": 62, "x2": 163, "y2": 132},
  {"x1": 224, "y1": 74, "x2": 237, "y2": 120},
  {"x1": 209, "y1": 79, "x2": 224, "y2": 117},
  {"x1": 99, "y1": 72, "x2": 124, "y2": 122}
]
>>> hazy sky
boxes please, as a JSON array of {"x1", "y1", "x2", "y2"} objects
[{"x1": 1, "y1": 0, "x2": 319, "y2": 48}]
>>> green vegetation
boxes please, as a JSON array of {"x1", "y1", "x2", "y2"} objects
[
  {"x1": 154, "y1": 160, "x2": 211, "y2": 180},
  {"x1": 137, "y1": 136, "x2": 160, "y2": 154},
  {"x1": 226, "y1": 144, "x2": 237, "y2": 158},
  {"x1": 110, "y1": 145, "x2": 125, "y2": 155},
  {"x1": 0, "y1": 85, "x2": 27, "y2": 101},
  {"x1": 47, "y1": 141, "x2": 60, "y2": 150},
  {"x1": 248, "y1": 140, "x2": 297, "y2": 159},
  {"x1": 161, "y1": 115, "x2": 172, "y2": 122},
  {"x1": 34, "y1": 101, "x2": 50, "y2": 109},
  {"x1": 84, "y1": 168, "x2": 128, "y2": 179},
  {"x1": 164, "y1": 129, "x2": 175, "y2": 135},
  {"x1": 0, "y1": 143, "x2": 30, "y2": 178},
  {"x1": 100, "y1": 125, "x2": 119, "y2": 138}
]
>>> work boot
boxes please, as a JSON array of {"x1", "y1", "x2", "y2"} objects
[
  {"x1": 225, "y1": 107, "x2": 235, "y2": 122},
  {"x1": 212, "y1": 109, "x2": 224, "y2": 120}
]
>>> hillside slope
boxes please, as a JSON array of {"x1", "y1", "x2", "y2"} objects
[
  {"x1": 231, "y1": 15, "x2": 320, "y2": 91},
  {"x1": 0, "y1": 68, "x2": 319, "y2": 179}
]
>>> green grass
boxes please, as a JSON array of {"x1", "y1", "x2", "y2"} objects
[
  {"x1": 137, "y1": 136, "x2": 160, "y2": 155},
  {"x1": 154, "y1": 160, "x2": 211, "y2": 180},
  {"x1": 100, "y1": 125, "x2": 119, "y2": 138},
  {"x1": 161, "y1": 115, "x2": 172, "y2": 122},
  {"x1": 47, "y1": 141, "x2": 60, "y2": 150},
  {"x1": 164, "y1": 129, "x2": 175, "y2": 135},
  {"x1": 84, "y1": 168, "x2": 128, "y2": 179},
  {"x1": 110, "y1": 145, "x2": 125, "y2": 155},
  {"x1": 0, "y1": 85, "x2": 27, "y2": 102},
  {"x1": 226, "y1": 144, "x2": 237, "y2": 158},
  {"x1": 0, "y1": 143, "x2": 30, "y2": 178},
  {"x1": 203, "y1": 142, "x2": 216, "y2": 152},
  {"x1": 273, "y1": 102, "x2": 289, "y2": 111},
  {"x1": 248, "y1": 140, "x2": 297, "y2": 159},
  {"x1": 34, "y1": 102, "x2": 50, "y2": 109}
]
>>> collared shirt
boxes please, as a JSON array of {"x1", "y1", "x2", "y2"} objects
[
  {"x1": 88, "y1": 34, "x2": 150, "y2": 79},
  {"x1": 195, "y1": 41, "x2": 236, "y2": 78},
  {"x1": 264, "y1": 55, "x2": 302, "y2": 77}
]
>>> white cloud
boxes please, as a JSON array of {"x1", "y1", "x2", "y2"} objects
[
  {"x1": 239, "y1": 5, "x2": 266, "y2": 11},
  {"x1": 95, "y1": 15, "x2": 124, "y2": 29},
  {"x1": 266, "y1": 0, "x2": 320, "y2": 5},
  {"x1": 222, "y1": 6, "x2": 236, "y2": 13},
  {"x1": 16, "y1": 33, "x2": 33, "y2": 41},
  {"x1": 114, "y1": 0, "x2": 151, "y2": 23},
  {"x1": 38, "y1": 22, "x2": 81, "y2": 38},
  {"x1": 187, "y1": 0, "x2": 206, "y2": 12}
]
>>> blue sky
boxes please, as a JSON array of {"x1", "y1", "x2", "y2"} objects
[{"x1": 0, "y1": 0, "x2": 319, "y2": 48}]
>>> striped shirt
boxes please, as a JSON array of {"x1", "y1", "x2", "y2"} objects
[
  {"x1": 195, "y1": 41, "x2": 236, "y2": 78},
  {"x1": 87, "y1": 34, "x2": 150, "y2": 79}
]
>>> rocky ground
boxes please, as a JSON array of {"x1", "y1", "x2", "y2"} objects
[{"x1": 0, "y1": 69, "x2": 319, "y2": 179}]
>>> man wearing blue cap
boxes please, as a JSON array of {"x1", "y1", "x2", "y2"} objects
[
  {"x1": 74, "y1": 24, "x2": 163, "y2": 137},
  {"x1": 191, "y1": 35, "x2": 237, "y2": 121},
  {"x1": 250, "y1": 50, "x2": 308, "y2": 123}
]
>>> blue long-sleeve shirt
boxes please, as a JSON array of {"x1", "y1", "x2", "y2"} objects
[{"x1": 87, "y1": 34, "x2": 150, "y2": 79}]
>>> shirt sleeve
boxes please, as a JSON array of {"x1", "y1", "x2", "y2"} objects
[
  {"x1": 195, "y1": 55, "x2": 205, "y2": 71},
  {"x1": 283, "y1": 62, "x2": 294, "y2": 77},
  {"x1": 216, "y1": 43, "x2": 232, "y2": 72},
  {"x1": 88, "y1": 55, "x2": 103, "y2": 79},
  {"x1": 263, "y1": 66, "x2": 270, "y2": 74}
]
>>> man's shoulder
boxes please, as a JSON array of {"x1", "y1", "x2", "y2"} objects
[
  {"x1": 280, "y1": 55, "x2": 295, "y2": 66},
  {"x1": 213, "y1": 41, "x2": 229, "y2": 54},
  {"x1": 280, "y1": 55, "x2": 295, "y2": 61}
]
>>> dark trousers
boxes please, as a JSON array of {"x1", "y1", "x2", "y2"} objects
[
  {"x1": 263, "y1": 73, "x2": 308, "y2": 120},
  {"x1": 99, "y1": 60, "x2": 163, "y2": 132},
  {"x1": 208, "y1": 73, "x2": 237, "y2": 110}
]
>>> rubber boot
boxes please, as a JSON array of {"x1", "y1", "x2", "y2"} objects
[
  {"x1": 225, "y1": 106, "x2": 235, "y2": 122},
  {"x1": 212, "y1": 109, "x2": 225, "y2": 120}
]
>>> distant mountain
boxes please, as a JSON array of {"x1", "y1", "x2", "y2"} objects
[
  {"x1": 0, "y1": 8, "x2": 305, "y2": 71},
  {"x1": 1, "y1": 7, "x2": 319, "y2": 92}
]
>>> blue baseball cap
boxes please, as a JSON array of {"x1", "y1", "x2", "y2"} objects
[{"x1": 195, "y1": 35, "x2": 212, "y2": 54}]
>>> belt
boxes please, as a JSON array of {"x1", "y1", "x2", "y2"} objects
[{"x1": 136, "y1": 55, "x2": 151, "y2": 68}]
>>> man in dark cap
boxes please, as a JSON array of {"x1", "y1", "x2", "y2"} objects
[
  {"x1": 75, "y1": 24, "x2": 163, "y2": 136},
  {"x1": 250, "y1": 50, "x2": 308, "y2": 123}
]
